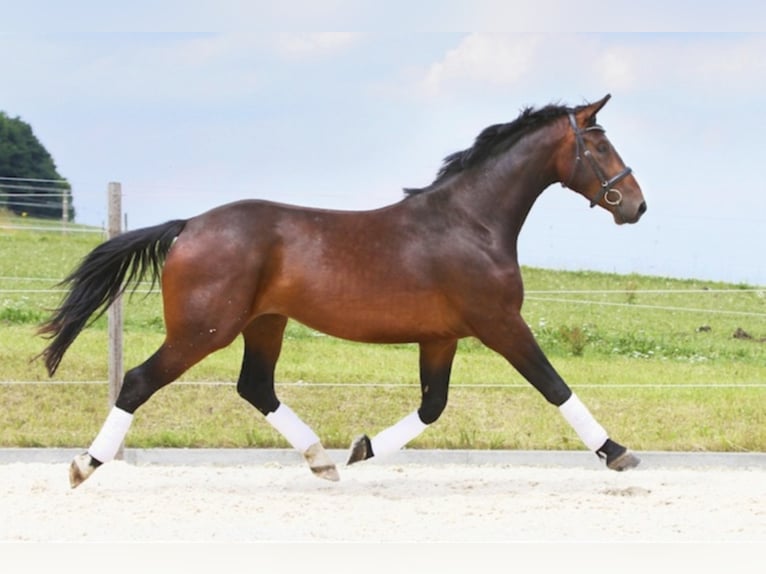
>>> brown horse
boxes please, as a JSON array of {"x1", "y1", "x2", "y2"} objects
[{"x1": 38, "y1": 94, "x2": 646, "y2": 488}]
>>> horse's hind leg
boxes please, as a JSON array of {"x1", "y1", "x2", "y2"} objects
[
  {"x1": 70, "y1": 328, "x2": 241, "y2": 488},
  {"x1": 348, "y1": 339, "x2": 457, "y2": 464},
  {"x1": 237, "y1": 314, "x2": 338, "y2": 481}
]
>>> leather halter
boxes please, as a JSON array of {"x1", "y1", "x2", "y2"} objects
[{"x1": 564, "y1": 113, "x2": 633, "y2": 208}]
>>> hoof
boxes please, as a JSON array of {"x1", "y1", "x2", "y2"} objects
[
  {"x1": 597, "y1": 439, "x2": 640, "y2": 472},
  {"x1": 304, "y1": 442, "x2": 340, "y2": 482},
  {"x1": 346, "y1": 434, "x2": 373, "y2": 465},
  {"x1": 69, "y1": 452, "x2": 101, "y2": 488},
  {"x1": 607, "y1": 450, "x2": 641, "y2": 471}
]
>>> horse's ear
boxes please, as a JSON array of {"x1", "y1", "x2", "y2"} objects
[{"x1": 577, "y1": 94, "x2": 611, "y2": 125}]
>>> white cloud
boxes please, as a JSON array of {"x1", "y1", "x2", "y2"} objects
[
  {"x1": 418, "y1": 34, "x2": 543, "y2": 98},
  {"x1": 164, "y1": 34, "x2": 247, "y2": 68},
  {"x1": 274, "y1": 33, "x2": 362, "y2": 59},
  {"x1": 598, "y1": 49, "x2": 638, "y2": 91},
  {"x1": 413, "y1": 33, "x2": 766, "y2": 104},
  {"x1": 596, "y1": 35, "x2": 766, "y2": 96}
]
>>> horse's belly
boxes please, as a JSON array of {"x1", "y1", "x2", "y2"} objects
[{"x1": 276, "y1": 291, "x2": 464, "y2": 343}]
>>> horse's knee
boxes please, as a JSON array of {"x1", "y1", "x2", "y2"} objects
[{"x1": 418, "y1": 393, "x2": 448, "y2": 425}]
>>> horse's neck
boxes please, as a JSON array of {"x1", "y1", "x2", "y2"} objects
[{"x1": 444, "y1": 135, "x2": 562, "y2": 241}]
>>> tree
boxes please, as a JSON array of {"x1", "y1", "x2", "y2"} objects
[{"x1": 0, "y1": 112, "x2": 74, "y2": 221}]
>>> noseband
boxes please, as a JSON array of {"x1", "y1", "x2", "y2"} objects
[{"x1": 564, "y1": 113, "x2": 633, "y2": 208}]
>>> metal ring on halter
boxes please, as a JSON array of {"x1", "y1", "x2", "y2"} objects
[{"x1": 604, "y1": 188, "x2": 623, "y2": 206}]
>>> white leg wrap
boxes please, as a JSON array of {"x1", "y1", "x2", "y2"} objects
[
  {"x1": 88, "y1": 406, "x2": 133, "y2": 463},
  {"x1": 266, "y1": 403, "x2": 321, "y2": 453},
  {"x1": 371, "y1": 411, "x2": 428, "y2": 458},
  {"x1": 558, "y1": 393, "x2": 608, "y2": 451}
]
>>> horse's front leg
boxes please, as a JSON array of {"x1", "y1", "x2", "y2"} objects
[
  {"x1": 476, "y1": 314, "x2": 640, "y2": 471},
  {"x1": 347, "y1": 339, "x2": 458, "y2": 464},
  {"x1": 237, "y1": 315, "x2": 339, "y2": 481}
]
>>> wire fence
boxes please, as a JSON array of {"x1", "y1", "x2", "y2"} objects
[
  {"x1": 525, "y1": 294, "x2": 766, "y2": 318},
  {"x1": 0, "y1": 176, "x2": 79, "y2": 229},
  {"x1": 2, "y1": 285, "x2": 766, "y2": 318},
  {"x1": 4, "y1": 276, "x2": 765, "y2": 388},
  {"x1": 2, "y1": 186, "x2": 765, "y2": 390}
]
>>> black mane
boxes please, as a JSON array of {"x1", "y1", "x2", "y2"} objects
[{"x1": 404, "y1": 102, "x2": 574, "y2": 196}]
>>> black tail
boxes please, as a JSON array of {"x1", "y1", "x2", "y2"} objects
[{"x1": 37, "y1": 219, "x2": 188, "y2": 376}]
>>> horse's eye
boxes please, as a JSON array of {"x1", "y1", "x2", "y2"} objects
[{"x1": 597, "y1": 142, "x2": 609, "y2": 154}]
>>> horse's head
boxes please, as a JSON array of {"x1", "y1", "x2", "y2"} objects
[{"x1": 558, "y1": 94, "x2": 646, "y2": 225}]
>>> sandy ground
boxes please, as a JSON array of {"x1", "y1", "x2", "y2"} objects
[
  {"x1": 4, "y1": 450, "x2": 765, "y2": 573},
  {"x1": 2, "y1": 452, "x2": 765, "y2": 545}
]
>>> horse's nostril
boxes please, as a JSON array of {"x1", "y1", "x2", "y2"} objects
[{"x1": 638, "y1": 201, "x2": 647, "y2": 215}]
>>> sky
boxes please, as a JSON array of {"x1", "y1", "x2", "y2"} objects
[{"x1": 1, "y1": 10, "x2": 765, "y2": 285}]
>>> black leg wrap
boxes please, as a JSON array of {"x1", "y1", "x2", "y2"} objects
[
  {"x1": 346, "y1": 434, "x2": 373, "y2": 465},
  {"x1": 596, "y1": 439, "x2": 641, "y2": 471}
]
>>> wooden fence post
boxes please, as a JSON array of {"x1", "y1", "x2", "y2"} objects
[
  {"x1": 61, "y1": 190, "x2": 69, "y2": 234},
  {"x1": 107, "y1": 182, "x2": 124, "y2": 460}
]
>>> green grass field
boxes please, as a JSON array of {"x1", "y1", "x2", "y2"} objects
[{"x1": 2, "y1": 212, "x2": 765, "y2": 452}]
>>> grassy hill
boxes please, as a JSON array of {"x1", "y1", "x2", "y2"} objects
[{"x1": 1, "y1": 213, "x2": 764, "y2": 452}]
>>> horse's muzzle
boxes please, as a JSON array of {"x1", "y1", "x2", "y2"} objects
[{"x1": 615, "y1": 199, "x2": 647, "y2": 225}]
